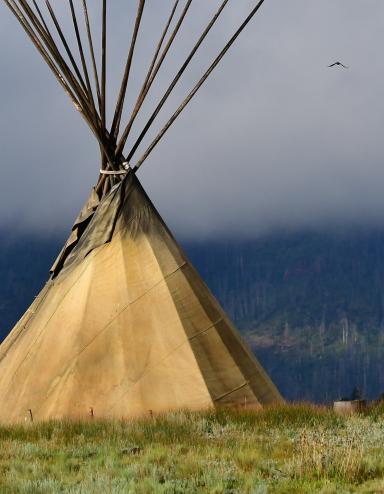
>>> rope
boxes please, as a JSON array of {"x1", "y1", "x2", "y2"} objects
[
  {"x1": 99, "y1": 170, "x2": 128, "y2": 175},
  {"x1": 100, "y1": 162, "x2": 131, "y2": 175}
]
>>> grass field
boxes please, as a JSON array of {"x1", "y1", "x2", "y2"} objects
[{"x1": 1, "y1": 404, "x2": 384, "y2": 493}]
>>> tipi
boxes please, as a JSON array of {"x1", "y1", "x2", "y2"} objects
[{"x1": 0, "y1": 0, "x2": 283, "y2": 422}]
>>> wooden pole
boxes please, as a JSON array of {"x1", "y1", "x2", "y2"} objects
[
  {"x1": 109, "y1": 0, "x2": 145, "y2": 142},
  {"x1": 68, "y1": 0, "x2": 113, "y2": 168},
  {"x1": 97, "y1": 0, "x2": 190, "y2": 190},
  {"x1": 101, "y1": 0, "x2": 107, "y2": 128},
  {"x1": 5, "y1": 0, "x2": 268, "y2": 189},
  {"x1": 134, "y1": 0, "x2": 267, "y2": 171},
  {"x1": 141, "y1": 0, "x2": 193, "y2": 99},
  {"x1": 18, "y1": 0, "x2": 95, "y2": 120},
  {"x1": 4, "y1": 1, "x2": 113, "y2": 170},
  {"x1": 44, "y1": 0, "x2": 88, "y2": 94},
  {"x1": 100, "y1": 0, "x2": 107, "y2": 171},
  {"x1": 82, "y1": 0, "x2": 102, "y2": 113},
  {"x1": 68, "y1": 0, "x2": 99, "y2": 127},
  {"x1": 115, "y1": 0, "x2": 180, "y2": 154},
  {"x1": 31, "y1": 0, "x2": 51, "y2": 34},
  {"x1": 15, "y1": 0, "x2": 112, "y2": 166},
  {"x1": 81, "y1": 0, "x2": 107, "y2": 173},
  {"x1": 4, "y1": 0, "x2": 82, "y2": 110},
  {"x1": 122, "y1": 0, "x2": 230, "y2": 162}
]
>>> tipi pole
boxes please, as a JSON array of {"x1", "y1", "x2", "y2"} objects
[
  {"x1": 110, "y1": 0, "x2": 146, "y2": 143},
  {"x1": 121, "y1": 0, "x2": 230, "y2": 162},
  {"x1": 31, "y1": 0, "x2": 51, "y2": 36},
  {"x1": 18, "y1": 0, "x2": 86, "y2": 97},
  {"x1": 81, "y1": 0, "x2": 107, "y2": 174},
  {"x1": 141, "y1": 0, "x2": 180, "y2": 93},
  {"x1": 67, "y1": 0, "x2": 112, "y2": 167},
  {"x1": 3, "y1": 2, "x2": 112, "y2": 165},
  {"x1": 82, "y1": 0, "x2": 102, "y2": 114},
  {"x1": 134, "y1": 0, "x2": 267, "y2": 170},
  {"x1": 116, "y1": 0, "x2": 185, "y2": 152},
  {"x1": 3, "y1": 0, "x2": 83, "y2": 111},
  {"x1": 97, "y1": 0, "x2": 189, "y2": 190},
  {"x1": 101, "y1": 0, "x2": 107, "y2": 132},
  {"x1": 25, "y1": 0, "x2": 112, "y2": 165},
  {"x1": 17, "y1": 0, "x2": 97, "y2": 124},
  {"x1": 100, "y1": 0, "x2": 107, "y2": 172},
  {"x1": 141, "y1": 0, "x2": 191, "y2": 95},
  {"x1": 43, "y1": 0, "x2": 88, "y2": 94},
  {"x1": 8, "y1": 2, "x2": 112, "y2": 164},
  {"x1": 68, "y1": 0, "x2": 99, "y2": 128}
]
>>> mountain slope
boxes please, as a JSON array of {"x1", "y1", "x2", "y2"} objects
[{"x1": 186, "y1": 230, "x2": 384, "y2": 402}]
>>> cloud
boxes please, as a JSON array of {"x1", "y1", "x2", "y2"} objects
[{"x1": 1, "y1": 0, "x2": 384, "y2": 239}]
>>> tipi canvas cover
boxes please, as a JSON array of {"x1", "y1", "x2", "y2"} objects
[
  {"x1": 0, "y1": 0, "x2": 283, "y2": 421},
  {"x1": 0, "y1": 174, "x2": 282, "y2": 422}
]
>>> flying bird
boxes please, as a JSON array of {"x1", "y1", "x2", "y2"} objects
[{"x1": 328, "y1": 62, "x2": 348, "y2": 68}]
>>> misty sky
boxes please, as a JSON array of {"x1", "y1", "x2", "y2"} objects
[{"x1": 1, "y1": 1, "x2": 384, "y2": 239}]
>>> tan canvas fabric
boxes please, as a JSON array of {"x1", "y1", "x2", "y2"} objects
[
  {"x1": 50, "y1": 187, "x2": 100, "y2": 276},
  {"x1": 0, "y1": 174, "x2": 283, "y2": 423}
]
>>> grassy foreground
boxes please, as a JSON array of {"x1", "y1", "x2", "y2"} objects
[{"x1": 1, "y1": 405, "x2": 384, "y2": 493}]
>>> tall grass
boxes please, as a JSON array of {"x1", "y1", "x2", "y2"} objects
[{"x1": 1, "y1": 404, "x2": 384, "y2": 493}]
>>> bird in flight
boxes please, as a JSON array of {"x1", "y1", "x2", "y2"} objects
[{"x1": 328, "y1": 62, "x2": 348, "y2": 68}]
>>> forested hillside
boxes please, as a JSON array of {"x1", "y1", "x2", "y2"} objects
[
  {"x1": 187, "y1": 230, "x2": 384, "y2": 403},
  {"x1": 1, "y1": 229, "x2": 384, "y2": 403},
  {"x1": 0, "y1": 233, "x2": 61, "y2": 340}
]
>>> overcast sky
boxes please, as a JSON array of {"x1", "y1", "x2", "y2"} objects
[{"x1": 1, "y1": 1, "x2": 384, "y2": 239}]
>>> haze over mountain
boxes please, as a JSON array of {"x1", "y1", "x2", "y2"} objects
[{"x1": 1, "y1": 1, "x2": 384, "y2": 238}]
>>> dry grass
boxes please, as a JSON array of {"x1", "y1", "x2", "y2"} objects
[{"x1": 1, "y1": 404, "x2": 384, "y2": 493}]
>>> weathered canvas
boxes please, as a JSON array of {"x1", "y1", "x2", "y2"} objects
[{"x1": 0, "y1": 174, "x2": 282, "y2": 422}]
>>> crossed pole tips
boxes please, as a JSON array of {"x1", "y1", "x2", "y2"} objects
[{"x1": 3, "y1": 0, "x2": 267, "y2": 196}]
